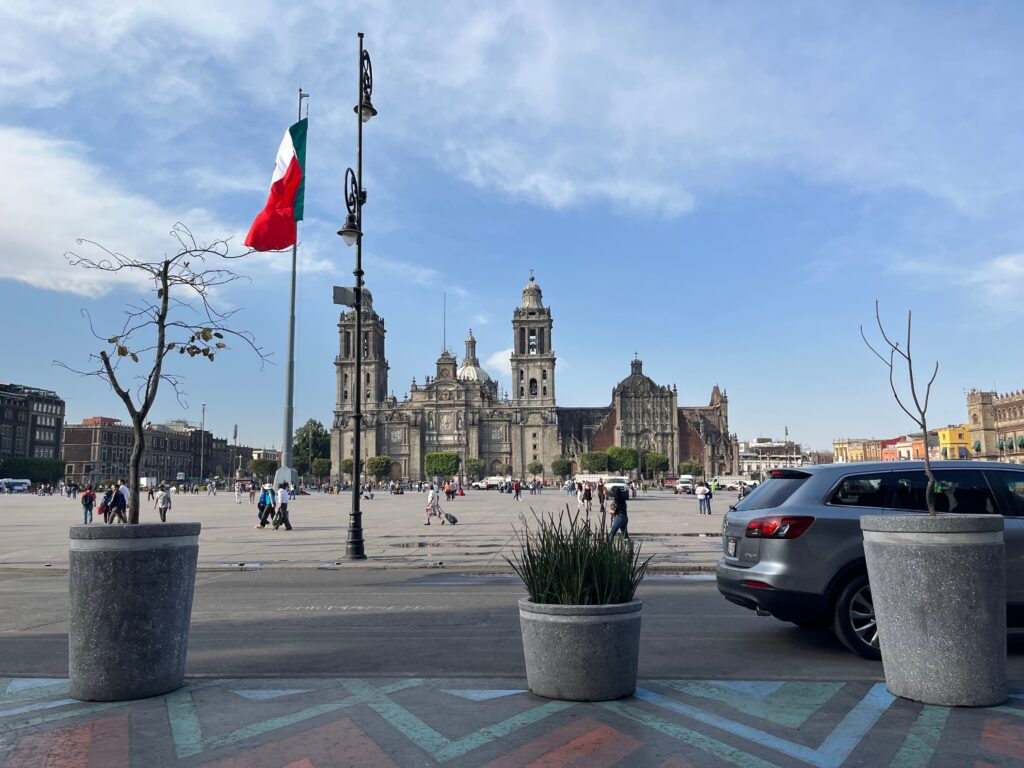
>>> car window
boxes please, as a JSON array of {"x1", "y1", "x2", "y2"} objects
[
  {"x1": 734, "y1": 477, "x2": 806, "y2": 511},
  {"x1": 890, "y1": 469, "x2": 998, "y2": 514},
  {"x1": 984, "y1": 470, "x2": 1024, "y2": 517},
  {"x1": 828, "y1": 473, "x2": 890, "y2": 508}
]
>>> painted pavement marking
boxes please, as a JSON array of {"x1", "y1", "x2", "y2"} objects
[
  {"x1": 888, "y1": 706, "x2": 950, "y2": 768},
  {"x1": 0, "y1": 700, "x2": 78, "y2": 719},
  {"x1": 442, "y1": 689, "x2": 528, "y2": 702},
  {"x1": 4, "y1": 715, "x2": 129, "y2": 768},
  {"x1": 3, "y1": 681, "x2": 69, "y2": 696},
  {"x1": 631, "y1": 683, "x2": 895, "y2": 768},
  {"x1": 167, "y1": 678, "x2": 423, "y2": 759},
  {"x1": 342, "y1": 679, "x2": 575, "y2": 763},
  {"x1": 657, "y1": 757, "x2": 697, "y2": 768},
  {"x1": 0, "y1": 681, "x2": 70, "y2": 706},
  {"x1": 481, "y1": 718, "x2": 613, "y2": 768},
  {"x1": 228, "y1": 690, "x2": 314, "y2": 701},
  {"x1": 657, "y1": 680, "x2": 844, "y2": 729},
  {"x1": 980, "y1": 717, "x2": 1024, "y2": 760},
  {"x1": 710, "y1": 682, "x2": 785, "y2": 701},
  {"x1": 602, "y1": 700, "x2": 784, "y2": 768},
  {"x1": 198, "y1": 717, "x2": 399, "y2": 768},
  {"x1": 523, "y1": 723, "x2": 643, "y2": 768},
  {"x1": 0, "y1": 702, "x2": 127, "y2": 736}
]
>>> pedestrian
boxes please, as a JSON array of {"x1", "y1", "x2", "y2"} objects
[
  {"x1": 255, "y1": 484, "x2": 276, "y2": 528},
  {"x1": 696, "y1": 481, "x2": 710, "y2": 515},
  {"x1": 608, "y1": 483, "x2": 630, "y2": 541},
  {"x1": 234, "y1": 481, "x2": 242, "y2": 504},
  {"x1": 249, "y1": 483, "x2": 257, "y2": 503},
  {"x1": 98, "y1": 488, "x2": 112, "y2": 524},
  {"x1": 146, "y1": 484, "x2": 155, "y2": 502},
  {"x1": 80, "y1": 484, "x2": 96, "y2": 524},
  {"x1": 582, "y1": 481, "x2": 593, "y2": 514},
  {"x1": 154, "y1": 484, "x2": 172, "y2": 522},
  {"x1": 597, "y1": 479, "x2": 607, "y2": 514},
  {"x1": 425, "y1": 484, "x2": 437, "y2": 525},
  {"x1": 513, "y1": 480, "x2": 521, "y2": 501},
  {"x1": 118, "y1": 479, "x2": 130, "y2": 509},
  {"x1": 108, "y1": 484, "x2": 128, "y2": 523},
  {"x1": 274, "y1": 482, "x2": 293, "y2": 530}
]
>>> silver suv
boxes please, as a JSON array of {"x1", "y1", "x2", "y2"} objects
[{"x1": 716, "y1": 461, "x2": 1024, "y2": 659}]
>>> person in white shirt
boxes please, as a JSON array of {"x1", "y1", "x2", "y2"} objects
[
  {"x1": 274, "y1": 482, "x2": 293, "y2": 530},
  {"x1": 153, "y1": 485, "x2": 172, "y2": 522},
  {"x1": 118, "y1": 480, "x2": 130, "y2": 510},
  {"x1": 234, "y1": 482, "x2": 242, "y2": 504}
]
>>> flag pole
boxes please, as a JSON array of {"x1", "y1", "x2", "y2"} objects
[{"x1": 276, "y1": 85, "x2": 308, "y2": 491}]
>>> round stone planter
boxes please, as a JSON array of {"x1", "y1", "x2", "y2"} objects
[
  {"x1": 861, "y1": 514, "x2": 1006, "y2": 707},
  {"x1": 518, "y1": 598, "x2": 642, "y2": 701},
  {"x1": 69, "y1": 523, "x2": 201, "y2": 701}
]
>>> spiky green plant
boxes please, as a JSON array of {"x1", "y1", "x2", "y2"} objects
[{"x1": 505, "y1": 506, "x2": 652, "y2": 605}]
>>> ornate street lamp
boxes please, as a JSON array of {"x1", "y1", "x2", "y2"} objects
[{"x1": 336, "y1": 32, "x2": 376, "y2": 560}]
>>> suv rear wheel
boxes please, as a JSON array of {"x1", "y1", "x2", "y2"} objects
[{"x1": 832, "y1": 573, "x2": 881, "y2": 660}]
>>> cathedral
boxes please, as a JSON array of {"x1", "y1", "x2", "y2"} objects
[{"x1": 330, "y1": 275, "x2": 738, "y2": 481}]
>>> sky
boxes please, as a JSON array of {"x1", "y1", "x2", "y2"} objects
[{"x1": 3, "y1": 0, "x2": 1024, "y2": 453}]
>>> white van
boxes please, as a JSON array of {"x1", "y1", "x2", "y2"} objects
[{"x1": 675, "y1": 475, "x2": 695, "y2": 494}]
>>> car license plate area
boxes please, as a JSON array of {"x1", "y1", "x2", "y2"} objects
[{"x1": 726, "y1": 537, "x2": 737, "y2": 557}]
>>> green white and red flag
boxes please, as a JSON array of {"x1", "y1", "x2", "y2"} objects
[{"x1": 245, "y1": 118, "x2": 308, "y2": 251}]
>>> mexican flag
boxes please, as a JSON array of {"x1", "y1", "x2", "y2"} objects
[{"x1": 245, "y1": 118, "x2": 308, "y2": 251}]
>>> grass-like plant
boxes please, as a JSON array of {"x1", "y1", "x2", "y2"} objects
[{"x1": 505, "y1": 506, "x2": 652, "y2": 605}]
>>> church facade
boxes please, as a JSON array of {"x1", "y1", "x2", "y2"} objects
[{"x1": 330, "y1": 276, "x2": 737, "y2": 481}]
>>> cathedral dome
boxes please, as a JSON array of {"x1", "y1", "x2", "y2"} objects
[{"x1": 457, "y1": 328, "x2": 492, "y2": 382}]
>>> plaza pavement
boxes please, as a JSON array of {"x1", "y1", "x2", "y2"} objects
[{"x1": 0, "y1": 488, "x2": 726, "y2": 571}]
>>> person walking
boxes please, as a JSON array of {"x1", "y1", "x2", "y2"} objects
[
  {"x1": 98, "y1": 488, "x2": 112, "y2": 524},
  {"x1": 597, "y1": 479, "x2": 607, "y2": 514},
  {"x1": 249, "y1": 483, "x2": 257, "y2": 503},
  {"x1": 273, "y1": 482, "x2": 293, "y2": 530},
  {"x1": 256, "y1": 484, "x2": 276, "y2": 529},
  {"x1": 108, "y1": 484, "x2": 128, "y2": 524},
  {"x1": 582, "y1": 481, "x2": 593, "y2": 514},
  {"x1": 154, "y1": 484, "x2": 172, "y2": 522},
  {"x1": 80, "y1": 484, "x2": 96, "y2": 524},
  {"x1": 608, "y1": 483, "x2": 630, "y2": 542},
  {"x1": 513, "y1": 480, "x2": 521, "y2": 501},
  {"x1": 146, "y1": 484, "x2": 155, "y2": 502},
  {"x1": 234, "y1": 482, "x2": 242, "y2": 504}
]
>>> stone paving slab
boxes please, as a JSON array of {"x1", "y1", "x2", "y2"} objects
[
  {"x1": 1, "y1": 676, "x2": 1022, "y2": 767},
  {"x1": 0, "y1": 490, "x2": 727, "y2": 571}
]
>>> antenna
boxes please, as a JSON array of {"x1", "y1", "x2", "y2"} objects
[{"x1": 443, "y1": 292, "x2": 447, "y2": 352}]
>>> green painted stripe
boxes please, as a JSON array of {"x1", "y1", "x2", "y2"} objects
[
  {"x1": 0, "y1": 682, "x2": 70, "y2": 705},
  {"x1": 167, "y1": 686, "x2": 206, "y2": 758},
  {"x1": 289, "y1": 118, "x2": 307, "y2": 221},
  {"x1": 889, "y1": 706, "x2": 950, "y2": 768},
  {"x1": 435, "y1": 700, "x2": 574, "y2": 763},
  {"x1": 0, "y1": 701, "x2": 126, "y2": 734},
  {"x1": 603, "y1": 701, "x2": 784, "y2": 768},
  {"x1": 992, "y1": 704, "x2": 1024, "y2": 718},
  {"x1": 658, "y1": 680, "x2": 844, "y2": 729}
]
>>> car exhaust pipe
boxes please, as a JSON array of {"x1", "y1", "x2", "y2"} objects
[{"x1": 755, "y1": 607, "x2": 772, "y2": 617}]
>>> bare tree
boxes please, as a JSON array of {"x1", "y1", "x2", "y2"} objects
[
  {"x1": 861, "y1": 300, "x2": 939, "y2": 514},
  {"x1": 58, "y1": 223, "x2": 269, "y2": 523}
]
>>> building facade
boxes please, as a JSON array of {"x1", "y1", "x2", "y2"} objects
[
  {"x1": 0, "y1": 383, "x2": 65, "y2": 462},
  {"x1": 968, "y1": 389, "x2": 1024, "y2": 464},
  {"x1": 738, "y1": 437, "x2": 806, "y2": 479},
  {"x1": 833, "y1": 438, "x2": 884, "y2": 463},
  {"x1": 330, "y1": 276, "x2": 737, "y2": 481}
]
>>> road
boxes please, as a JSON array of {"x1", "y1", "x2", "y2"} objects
[{"x1": 3, "y1": 569, "x2": 1024, "y2": 681}]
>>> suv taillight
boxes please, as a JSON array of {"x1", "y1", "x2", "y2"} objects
[{"x1": 745, "y1": 516, "x2": 815, "y2": 539}]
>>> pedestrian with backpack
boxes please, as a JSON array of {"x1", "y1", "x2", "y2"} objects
[
  {"x1": 608, "y1": 484, "x2": 630, "y2": 542},
  {"x1": 80, "y1": 484, "x2": 96, "y2": 524},
  {"x1": 108, "y1": 484, "x2": 128, "y2": 524},
  {"x1": 98, "y1": 488, "x2": 112, "y2": 524},
  {"x1": 256, "y1": 484, "x2": 276, "y2": 529}
]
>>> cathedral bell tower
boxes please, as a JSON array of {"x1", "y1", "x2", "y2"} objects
[
  {"x1": 334, "y1": 292, "x2": 389, "y2": 419},
  {"x1": 510, "y1": 274, "x2": 555, "y2": 407}
]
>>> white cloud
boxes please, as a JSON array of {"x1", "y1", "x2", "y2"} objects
[
  {"x1": 485, "y1": 348, "x2": 513, "y2": 378},
  {"x1": 471, "y1": 313, "x2": 490, "y2": 326},
  {"x1": 373, "y1": 256, "x2": 467, "y2": 296}
]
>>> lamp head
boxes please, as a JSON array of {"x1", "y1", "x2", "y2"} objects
[
  {"x1": 355, "y1": 98, "x2": 378, "y2": 122},
  {"x1": 338, "y1": 213, "x2": 361, "y2": 246}
]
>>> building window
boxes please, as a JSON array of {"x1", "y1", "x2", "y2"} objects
[
  {"x1": 543, "y1": 386, "x2": 547, "y2": 397},
  {"x1": 542, "y1": 370, "x2": 547, "y2": 380},
  {"x1": 528, "y1": 330, "x2": 537, "y2": 354},
  {"x1": 344, "y1": 332, "x2": 351, "y2": 358},
  {"x1": 532, "y1": 433, "x2": 537, "y2": 438},
  {"x1": 519, "y1": 370, "x2": 524, "y2": 382},
  {"x1": 519, "y1": 386, "x2": 524, "y2": 398},
  {"x1": 529, "y1": 378, "x2": 538, "y2": 397}
]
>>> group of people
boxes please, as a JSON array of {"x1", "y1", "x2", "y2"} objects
[
  {"x1": 78, "y1": 479, "x2": 174, "y2": 523},
  {"x1": 254, "y1": 482, "x2": 293, "y2": 530}
]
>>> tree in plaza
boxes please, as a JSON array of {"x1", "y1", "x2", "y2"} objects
[
  {"x1": 311, "y1": 457, "x2": 332, "y2": 482},
  {"x1": 527, "y1": 460, "x2": 544, "y2": 477},
  {"x1": 579, "y1": 451, "x2": 609, "y2": 473},
  {"x1": 678, "y1": 459, "x2": 703, "y2": 477},
  {"x1": 365, "y1": 455, "x2": 392, "y2": 481},
  {"x1": 550, "y1": 457, "x2": 572, "y2": 480},
  {"x1": 341, "y1": 458, "x2": 354, "y2": 478},
  {"x1": 249, "y1": 458, "x2": 278, "y2": 482},
  {"x1": 495, "y1": 461, "x2": 513, "y2": 476},
  {"x1": 606, "y1": 446, "x2": 637, "y2": 473},
  {"x1": 862, "y1": 301, "x2": 939, "y2": 513},
  {"x1": 57, "y1": 224, "x2": 267, "y2": 523},
  {"x1": 465, "y1": 458, "x2": 487, "y2": 480},
  {"x1": 424, "y1": 452, "x2": 460, "y2": 479},
  {"x1": 293, "y1": 419, "x2": 330, "y2": 472},
  {"x1": 0, "y1": 457, "x2": 64, "y2": 484},
  {"x1": 643, "y1": 451, "x2": 670, "y2": 477}
]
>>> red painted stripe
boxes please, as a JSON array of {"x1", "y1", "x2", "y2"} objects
[
  {"x1": 527, "y1": 723, "x2": 642, "y2": 767},
  {"x1": 202, "y1": 717, "x2": 398, "y2": 768},
  {"x1": 4, "y1": 731, "x2": 55, "y2": 768},
  {"x1": 87, "y1": 716, "x2": 130, "y2": 768},
  {"x1": 283, "y1": 760, "x2": 316, "y2": 768},
  {"x1": 44, "y1": 721, "x2": 92, "y2": 768},
  {"x1": 483, "y1": 719, "x2": 605, "y2": 768},
  {"x1": 981, "y1": 718, "x2": 1024, "y2": 759},
  {"x1": 658, "y1": 757, "x2": 696, "y2": 768}
]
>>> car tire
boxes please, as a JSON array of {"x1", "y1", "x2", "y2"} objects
[{"x1": 832, "y1": 572, "x2": 882, "y2": 660}]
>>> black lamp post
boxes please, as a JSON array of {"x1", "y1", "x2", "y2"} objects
[{"x1": 338, "y1": 32, "x2": 376, "y2": 560}]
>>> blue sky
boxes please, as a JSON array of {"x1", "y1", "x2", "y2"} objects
[{"x1": 3, "y1": 1, "x2": 1024, "y2": 452}]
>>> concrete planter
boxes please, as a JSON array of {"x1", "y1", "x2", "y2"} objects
[
  {"x1": 518, "y1": 598, "x2": 642, "y2": 701},
  {"x1": 861, "y1": 514, "x2": 1006, "y2": 707},
  {"x1": 69, "y1": 523, "x2": 201, "y2": 701}
]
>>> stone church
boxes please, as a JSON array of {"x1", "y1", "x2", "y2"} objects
[{"x1": 330, "y1": 275, "x2": 737, "y2": 481}]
